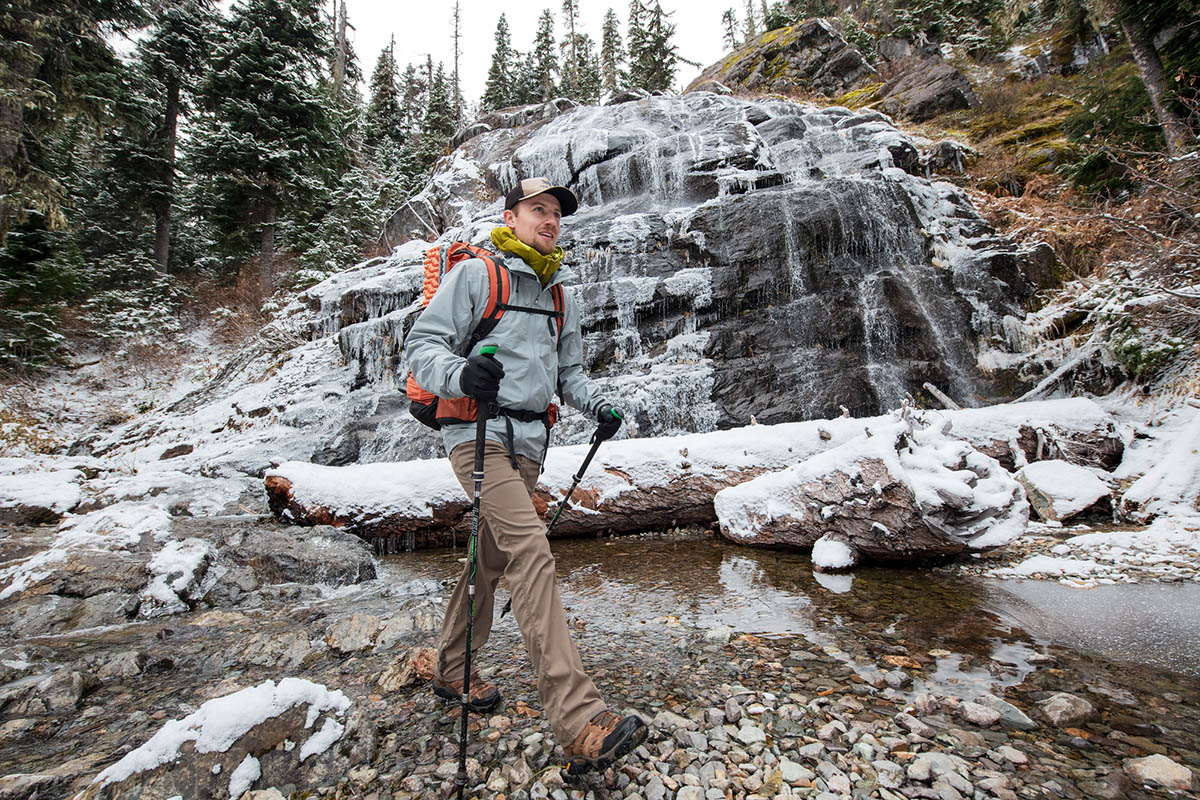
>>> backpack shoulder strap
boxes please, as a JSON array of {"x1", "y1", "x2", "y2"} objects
[
  {"x1": 464, "y1": 249, "x2": 510, "y2": 351},
  {"x1": 550, "y1": 284, "x2": 565, "y2": 342}
]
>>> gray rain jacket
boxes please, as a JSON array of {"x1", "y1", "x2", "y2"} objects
[{"x1": 403, "y1": 248, "x2": 606, "y2": 465}]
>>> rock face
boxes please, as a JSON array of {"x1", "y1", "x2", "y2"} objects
[
  {"x1": 714, "y1": 407, "x2": 1028, "y2": 565},
  {"x1": 876, "y1": 60, "x2": 979, "y2": 121},
  {"x1": 90, "y1": 91, "x2": 1044, "y2": 472},
  {"x1": 684, "y1": 19, "x2": 877, "y2": 98}
]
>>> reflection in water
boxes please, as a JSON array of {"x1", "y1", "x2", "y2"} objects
[{"x1": 383, "y1": 532, "x2": 1200, "y2": 699}]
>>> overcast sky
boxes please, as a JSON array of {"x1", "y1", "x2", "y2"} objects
[{"x1": 339, "y1": 0, "x2": 739, "y2": 103}]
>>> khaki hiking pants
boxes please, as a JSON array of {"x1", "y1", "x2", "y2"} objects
[{"x1": 435, "y1": 440, "x2": 606, "y2": 744}]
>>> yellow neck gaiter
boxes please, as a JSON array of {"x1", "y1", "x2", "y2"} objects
[{"x1": 491, "y1": 226, "x2": 563, "y2": 286}]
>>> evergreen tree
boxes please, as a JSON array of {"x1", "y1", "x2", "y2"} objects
[
  {"x1": 744, "y1": 0, "x2": 758, "y2": 40},
  {"x1": 641, "y1": 2, "x2": 678, "y2": 92},
  {"x1": 418, "y1": 63, "x2": 455, "y2": 171},
  {"x1": 721, "y1": 9, "x2": 740, "y2": 50},
  {"x1": 482, "y1": 14, "x2": 517, "y2": 111},
  {"x1": 600, "y1": 8, "x2": 626, "y2": 93},
  {"x1": 573, "y1": 33, "x2": 603, "y2": 104},
  {"x1": 365, "y1": 40, "x2": 403, "y2": 148},
  {"x1": 512, "y1": 52, "x2": 543, "y2": 105},
  {"x1": 530, "y1": 10, "x2": 560, "y2": 101},
  {"x1": 561, "y1": 0, "x2": 581, "y2": 99},
  {"x1": 186, "y1": 0, "x2": 335, "y2": 288},
  {"x1": 627, "y1": 1, "x2": 650, "y2": 89},
  {"x1": 0, "y1": 0, "x2": 146, "y2": 243},
  {"x1": 138, "y1": 0, "x2": 217, "y2": 273},
  {"x1": 399, "y1": 63, "x2": 428, "y2": 139}
]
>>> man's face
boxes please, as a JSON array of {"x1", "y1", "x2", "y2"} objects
[{"x1": 503, "y1": 193, "x2": 562, "y2": 255}]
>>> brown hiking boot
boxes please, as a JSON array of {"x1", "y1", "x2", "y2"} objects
[
  {"x1": 431, "y1": 671, "x2": 502, "y2": 713},
  {"x1": 563, "y1": 710, "x2": 647, "y2": 774}
]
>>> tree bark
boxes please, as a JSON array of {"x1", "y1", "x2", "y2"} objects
[
  {"x1": 1116, "y1": 1, "x2": 1194, "y2": 157},
  {"x1": 152, "y1": 79, "x2": 180, "y2": 273}
]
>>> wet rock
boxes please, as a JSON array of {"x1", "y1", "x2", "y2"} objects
[
  {"x1": 1123, "y1": 754, "x2": 1193, "y2": 791},
  {"x1": 994, "y1": 745, "x2": 1029, "y2": 765},
  {"x1": 957, "y1": 701, "x2": 1001, "y2": 727},
  {"x1": 975, "y1": 694, "x2": 1037, "y2": 730},
  {"x1": 1038, "y1": 692, "x2": 1094, "y2": 727},
  {"x1": 896, "y1": 713, "x2": 936, "y2": 739},
  {"x1": 225, "y1": 525, "x2": 376, "y2": 587},
  {"x1": 907, "y1": 751, "x2": 968, "y2": 782},
  {"x1": 326, "y1": 613, "x2": 381, "y2": 653}
]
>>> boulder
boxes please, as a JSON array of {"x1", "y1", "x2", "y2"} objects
[
  {"x1": 1016, "y1": 460, "x2": 1111, "y2": 522},
  {"x1": 1123, "y1": 754, "x2": 1193, "y2": 791},
  {"x1": 74, "y1": 678, "x2": 353, "y2": 800},
  {"x1": 1038, "y1": 692, "x2": 1094, "y2": 727},
  {"x1": 685, "y1": 19, "x2": 876, "y2": 98},
  {"x1": 715, "y1": 407, "x2": 1028, "y2": 566},
  {"x1": 877, "y1": 59, "x2": 978, "y2": 121}
]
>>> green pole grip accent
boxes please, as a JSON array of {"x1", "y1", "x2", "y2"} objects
[
  {"x1": 480, "y1": 345, "x2": 498, "y2": 356},
  {"x1": 610, "y1": 408, "x2": 623, "y2": 420}
]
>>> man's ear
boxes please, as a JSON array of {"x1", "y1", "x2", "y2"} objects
[{"x1": 502, "y1": 209, "x2": 516, "y2": 228}]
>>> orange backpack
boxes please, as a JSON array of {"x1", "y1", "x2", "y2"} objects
[{"x1": 405, "y1": 242, "x2": 565, "y2": 430}]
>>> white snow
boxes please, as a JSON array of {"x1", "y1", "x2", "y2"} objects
[
  {"x1": 140, "y1": 538, "x2": 217, "y2": 617},
  {"x1": 1017, "y1": 459, "x2": 1111, "y2": 519},
  {"x1": 812, "y1": 535, "x2": 856, "y2": 570},
  {"x1": 713, "y1": 410, "x2": 1028, "y2": 552},
  {"x1": 92, "y1": 678, "x2": 351, "y2": 788},
  {"x1": 1118, "y1": 403, "x2": 1200, "y2": 522},
  {"x1": 227, "y1": 754, "x2": 260, "y2": 799},
  {"x1": 992, "y1": 554, "x2": 1104, "y2": 578},
  {"x1": 0, "y1": 469, "x2": 83, "y2": 516}
]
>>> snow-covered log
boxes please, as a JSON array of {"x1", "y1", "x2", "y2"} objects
[
  {"x1": 264, "y1": 399, "x2": 1115, "y2": 550},
  {"x1": 713, "y1": 407, "x2": 1029, "y2": 567}
]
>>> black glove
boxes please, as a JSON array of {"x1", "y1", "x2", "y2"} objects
[
  {"x1": 595, "y1": 403, "x2": 623, "y2": 441},
  {"x1": 459, "y1": 353, "x2": 504, "y2": 401}
]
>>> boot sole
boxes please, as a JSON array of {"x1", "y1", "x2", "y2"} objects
[
  {"x1": 565, "y1": 716, "x2": 648, "y2": 775},
  {"x1": 431, "y1": 681, "x2": 501, "y2": 713}
]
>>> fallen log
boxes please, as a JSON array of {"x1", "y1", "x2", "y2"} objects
[{"x1": 264, "y1": 398, "x2": 1123, "y2": 550}]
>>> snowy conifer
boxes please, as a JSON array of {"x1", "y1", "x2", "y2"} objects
[
  {"x1": 600, "y1": 8, "x2": 626, "y2": 93},
  {"x1": 482, "y1": 14, "x2": 517, "y2": 111}
]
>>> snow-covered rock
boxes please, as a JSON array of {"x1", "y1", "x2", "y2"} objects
[
  {"x1": 79, "y1": 678, "x2": 352, "y2": 800},
  {"x1": 1016, "y1": 459, "x2": 1111, "y2": 522},
  {"x1": 1119, "y1": 402, "x2": 1200, "y2": 522},
  {"x1": 0, "y1": 468, "x2": 83, "y2": 523},
  {"x1": 714, "y1": 407, "x2": 1028, "y2": 565}
]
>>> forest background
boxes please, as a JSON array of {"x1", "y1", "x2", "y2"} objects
[{"x1": 0, "y1": 0, "x2": 1195, "y2": 383}]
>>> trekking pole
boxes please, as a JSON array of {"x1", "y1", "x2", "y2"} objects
[
  {"x1": 456, "y1": 344, "x2": 498, "y2": 800},
  {"x1": 500, "y1": 408, "x2": 622, "y2": 619}
]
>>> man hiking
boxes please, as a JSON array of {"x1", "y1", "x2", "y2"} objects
[{"x1": 403, "y1": 177, "x2": 647, "y2": 773}]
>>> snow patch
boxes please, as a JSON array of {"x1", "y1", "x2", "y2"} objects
[{"x1": 92, "y1": 678, "x2": 351, "y2": 788}]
